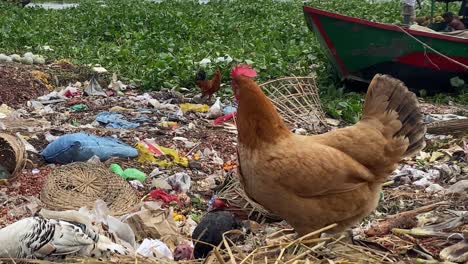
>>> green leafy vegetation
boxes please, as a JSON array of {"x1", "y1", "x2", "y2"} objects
[{"x1": 0, "y1": 0, "x2": 465, "y2": 123}]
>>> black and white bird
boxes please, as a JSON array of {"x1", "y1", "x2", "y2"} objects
[{"x1": 0, "y1": 216, "x2": 129, "y2": 259}]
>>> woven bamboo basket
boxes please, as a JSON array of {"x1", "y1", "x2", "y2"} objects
[
  {"x1": 260, "y1": 76, "x2": 328, "y2": 133},
  {"x1": 40, "y1": 162, "x2": 140, "y2": 215},
  {"x1": 216, "y1": 172, "x2": 281, "y2": 223},
  {"x1": 0, "y1": 132, "x2": 27, "y2": 180}
]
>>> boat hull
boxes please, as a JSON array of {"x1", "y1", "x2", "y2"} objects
[{"x1": 303, "y1": 6, "x2": 468, "y2": 94}]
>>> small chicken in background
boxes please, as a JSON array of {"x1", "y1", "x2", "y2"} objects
[
  {"x1": 231, "y1": 64, "x2": 426, "y2": 237},
  {"x1": 195, "y1": 68, "x2": 221, "y2": 102}
]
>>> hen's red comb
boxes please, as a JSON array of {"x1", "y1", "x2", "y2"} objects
[{"x1": 230, "y1": 64, "x2": 257, "y2": 79}]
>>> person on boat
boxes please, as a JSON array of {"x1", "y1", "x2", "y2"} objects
[
  {"x1": 460, "y1": 0, "x2": 468, "y2": 16},
  {"x1": 442, "y1": 12, "x2": 466, "y2": 31},
  {"x1": 460, "y1": 0, "x2": 468, "y2": 27},
  {"x1": 402, "y1": 0, "x2": 416, "y2": 26}
]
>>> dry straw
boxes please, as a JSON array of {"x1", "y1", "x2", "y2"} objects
[{"x1": 40, "y1": 162, "x2": 140, "y2": 216}]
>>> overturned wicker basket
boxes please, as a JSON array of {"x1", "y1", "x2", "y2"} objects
[
  {"x1": 261, "y1": 76, "x2": 328, "y2": 133},
  {"x1": 0, "y1": 132, "x2": 27, "y2": 180},
  {"x1": 217, "y1": 172, "x2": 281, "y2": 223},
  {"x1": 40, "y1": 162, "x2": 140, "y2": 215}
]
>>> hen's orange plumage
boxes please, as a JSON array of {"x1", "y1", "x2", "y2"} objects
[
  {"x1": 231, "y1": 65, "x2": 426, "y2": 236},
  {"x1": 196, "y1": 68, "x2": 221, "y2": 101}
]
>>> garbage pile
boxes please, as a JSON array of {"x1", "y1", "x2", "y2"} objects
[{"x1": 0, "y1": 61, "x2": 467, "y2": 263}]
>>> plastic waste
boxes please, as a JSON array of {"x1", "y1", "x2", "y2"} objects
[
  {"x1": 136, "y1": 239, "x2": 173, "y2": 259},
  {"x1": 214, "y1": 55, "x2": 233, "y2": 63},
  {"x1": 152, "y1": 178, "x2": 173, "y2": 191},
  {"x1": 84, "y1": 76, "x2": 107, "y2": 97},
  {"x1": 136, "y1": 142, "x2": 158, "y2": 163},
  {"x1": 87, "y1": 155, "x2": 102, "y2": 164},
  {"x1": 198, "y1": 58, "x2": 211, "y2": 66},
  {"x1": 206, "y1": 98, "x2": 223, "y2": 119},
  {"x1": 223, "y1": 105, "x2": 237, "y2": 115},
  {"x1": 70, "y1": 104, "x2": 87, "y2": 112},
  {"x1": 147, "y1": 189, "x2": 181, "y2": 207},
  {"x1": 148, "y1": 99, "x2": 179, "y2": 111},
  {"x1": 44, "y1": 132, "x2": 59, "y2": 143},
  {"x1": 89, "y1": 200, "x2": 137, "y2": 249},
  {"x1": 179, "y1": 103, "x2": 209, "y2": 113},
  {"x1": 96, "y1": 112, "x2": 139, "y2": 129},
  {"x1": 166, "y1": 173, "x2": 191, "y2": 193},
  {"x1": 110, "y1": 164, "x2": 147, "y2": 183},
  {"x1": 213, "y1": 112, "x2": 237, "y2": 125},
  {"x1": 41, "y1": 132, "x2": 138, "y2": 164},
  {"x1": 62, "y1": 86, "x2": 81, "y2": 98},
  {"x1": 108, "y1": 73, "x2": 128, "y2": 91},
  {"x1": 136, "y1": 141, "x2": 188, "y2": 168},
  {"x1": 129, "y1": 180, "x2": 144, "y2": 190}
]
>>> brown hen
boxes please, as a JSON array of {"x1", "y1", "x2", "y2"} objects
[
  {"x1": 231, "y1": 65, "x2": 426, "y2": 236},
  {"x1": 195, "y1": 68, "x2": 221, "y2": 101}
]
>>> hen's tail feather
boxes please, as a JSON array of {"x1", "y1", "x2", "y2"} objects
[{"x1": 362, "y1": 74, "x2": 426, "y2": 158}]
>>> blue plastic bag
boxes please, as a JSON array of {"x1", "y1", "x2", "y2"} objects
[
  {"x1": 96, "y1": 112, "x2": 140, "y2": 129},
  {"x1": 41, "y1": 132, "x2": 138, "y2": 164}
]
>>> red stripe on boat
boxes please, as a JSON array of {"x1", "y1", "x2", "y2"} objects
[{"x1": 396, "y1": 52, "x2": 468, "y2": 72}]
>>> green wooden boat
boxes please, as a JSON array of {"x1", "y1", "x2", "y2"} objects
[{"x1": 303, "y1": 3, "x2": 468, "y2": 94}]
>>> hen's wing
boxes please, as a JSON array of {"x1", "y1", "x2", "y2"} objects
[{"x1": 257, "y1": 137, "x2": 377, "y2": 198}]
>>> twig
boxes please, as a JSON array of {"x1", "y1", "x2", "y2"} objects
[
  {"x1": 222, "y1": 230, "x2": 240, "y2": 264},
  {"x1": 382, "y1": 180, "x2": 394, "y2": 187},
  {"x1": 275, "y1": 224, "x2": 337, "y2": 263},
  {"x1": 284, "y1": 242, "x2": 325, "y2": 264},
  {"x1": 186, "y1": 142, "x2": 202, "y2": 156},
  {"x1": 213, "y1": 248, "x2": 227, "y2": 264}
]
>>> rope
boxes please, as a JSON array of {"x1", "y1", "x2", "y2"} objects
[{"x1": 397, "y1": 26, "x2": 468, "y2": 71}]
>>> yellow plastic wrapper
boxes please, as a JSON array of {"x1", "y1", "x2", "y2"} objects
[
  {"x1": 173, "y1": 213, "x2": 186, "y2": 222},
  {"x1": 136, "y1": 142, "x2": 157, "y2": 163},
  {"x1": 179, "y1": 103, "x2": 209, "y2": 113},
  {"x1": 158, "y1": 145, "x2": 189, "y2": 167},
  {"x1": 136, "y1": 142, "x2": 189, "y2": 168}
]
